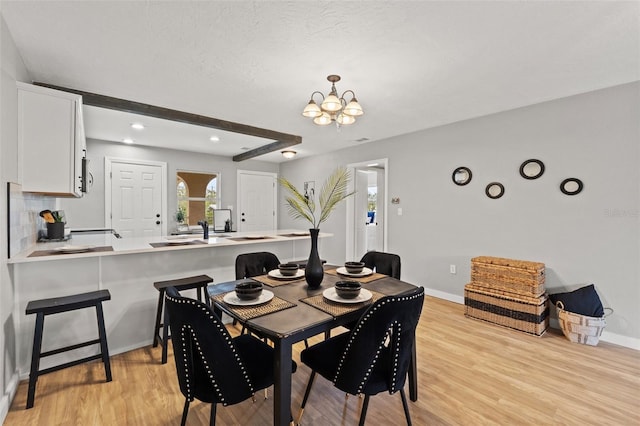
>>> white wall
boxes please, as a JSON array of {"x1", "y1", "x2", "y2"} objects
[
  {"x1": 59, "y1": 139, "x2": 280, "y2": 232},
  {"x1": 0, "y1": 13, "x2": 31, "y2": 421},
  {"x1": 280, "y1": 82, "x2": 640, "y2": 343}
]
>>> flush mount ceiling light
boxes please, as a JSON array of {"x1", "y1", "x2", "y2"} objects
[
  {"x1": 130, "y1": 122, "x2": 145, "y2": 130},
  {"x1": 281, "y1": 150, "x2": 297, "y2": 159},
  {"x1": 302, "y1": 75, "x2": 364, "y2": 127}
]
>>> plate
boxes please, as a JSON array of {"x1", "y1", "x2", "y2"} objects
[
  {"x1": 245, "y1": 235, "x2": 267, "y2": 240},
  {"x1": 53, "y1": 245, "x2": 94, "y2": 254},
  {"x1": 291, "y1": 232, "x2": 309, "y2": 236},
  {"x1": 336, "y1": 266, "x2": 373, "y2": 277},
  {"x1": 323, "y1": 288, "x2": 372, "y2": 304},
  {"x1": 268, "y1": 269, "x2": 304, "y2": 280},
  {"x1": 223, "y1": 289, "x2": 274, "y2": 306}
]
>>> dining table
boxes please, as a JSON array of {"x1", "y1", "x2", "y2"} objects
[{"x1": 208, "y1": 265, "x2": 419, "y2": 426}]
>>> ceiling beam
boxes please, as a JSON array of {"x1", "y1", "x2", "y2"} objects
[{"x1": 33, "y1": 82, "x2": 302, "y2": 161}]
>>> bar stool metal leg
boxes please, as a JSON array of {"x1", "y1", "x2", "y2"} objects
[
  {"x1": 153, "y1": 290, "x2": 165, "y2": 348},
  {"x1": 26, "y1": 312, "x2": 45, "y2": 409},
  {"x1": 162, "y1": 305, "x2": 170, "y2": 364},
  {"x1": 96, "y1": 302, "x2": 112, "y2": 381}
]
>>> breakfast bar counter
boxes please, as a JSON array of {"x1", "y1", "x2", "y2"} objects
[
  {"x1": 9, "y1": 230, "x2": 330, "y2": 380},
  {"x1": 8, "y1": 229, "x2": 323, "y2": 263}
]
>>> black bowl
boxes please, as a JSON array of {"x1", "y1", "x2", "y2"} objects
[
  {"x1": 235, "y1": 281, "x2": 263, "y2": 300},
  {"x1": 278, "y1": 263, "x2": 299, "y2": 276},
  {"x1": 344, "y1": 261, "x2": 365, "y2": 274},
  {"x1": 335, "y1": 280, "x2": 362, "y2": 299}
]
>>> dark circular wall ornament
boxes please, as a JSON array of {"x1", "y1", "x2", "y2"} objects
[
  {"x1": 452, "y1": 167, "x2": 472, "y2": 186},
  {"x1": 519, "y1": 159, "x2": 545, "y2": 180},
  {"x1": 560, "y1": 178, "x2": 583, "y2": 195},
  {"x1": 485, "y1": 182, "x2": 505, "y2": 199}
]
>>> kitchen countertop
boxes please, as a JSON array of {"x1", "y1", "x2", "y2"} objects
[{"x1": 8, "y1": 229, "x2": 323, "y2": 263}]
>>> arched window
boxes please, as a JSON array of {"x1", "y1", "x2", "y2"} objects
[
  {"x1": 176, "y1": 171, "x2": 218, "y2": 226},
  {"x1": 177, "y1": 177, "x2": 188, "y2": 224},
  {"x1": 205, "y1": 177, "x2": 217, "y2": 223}
]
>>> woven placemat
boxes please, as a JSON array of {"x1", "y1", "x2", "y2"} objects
[
  {"x1": 301, "y1": 289, "x2": 385, "y2": 318},
  {"x1": 149, "y1": 240, "x2": 208, "y2": 248},
  {"x1": 28, "y1": 245, "x2": 114, "y2": 257},
  {"x1": 212, "y1": 292, "x2": 296, "y2": 321},
  {"x1": 252, "y1": 274, "x2": 305, "y2": 288},
  {"x1": 227, "y1": 236, "x2": 276, "y2": 242},
  {"x1": 326, "y1": 268, "x2": 387, "y2": 284}
]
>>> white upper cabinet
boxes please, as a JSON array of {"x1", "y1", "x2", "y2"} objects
[{"x1": 17, "y1": 82, "x2": 86, "y2": 197}]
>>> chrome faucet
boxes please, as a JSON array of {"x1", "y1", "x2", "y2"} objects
[{"x1": 197, "y1": 221, "x2": 209, "y2": 239}]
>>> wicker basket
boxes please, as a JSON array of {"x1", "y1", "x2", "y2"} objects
[
  {"x1": 464, "y1": 284, "x2": 549, "y2": 336},
  {"x1": 556, "y1": 301, "x2": 613, "y2": 346},
  {"x1": 471, "y1": 256, "x2": 545, "y2": 297}
]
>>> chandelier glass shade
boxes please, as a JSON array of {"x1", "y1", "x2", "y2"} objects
[{"x1": 302, "y1": 75, "x2": 364, "y2": 126}]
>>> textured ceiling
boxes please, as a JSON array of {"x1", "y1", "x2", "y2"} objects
[{"x1": 2, "y1": 1, "x2": 638, "y2": 162}]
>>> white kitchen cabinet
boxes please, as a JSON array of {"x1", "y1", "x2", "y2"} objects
[{"x1": 17, "y1": 82, "x2": 86, "y2": 197}]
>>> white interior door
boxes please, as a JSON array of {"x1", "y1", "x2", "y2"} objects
[
  {"x1": 106, "y1": 158, "x2": 167, "y2": 238},
  {"x1": 346, "y1": 159, "x2": 388, "y2": 260},
  {"x1": 354, "y1": 170, "x2": 370, "y2": 258},
  {"x1": 237, "y1": 170, "x2": 277, "y2": 232}
]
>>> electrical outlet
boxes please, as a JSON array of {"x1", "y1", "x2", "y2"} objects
[
  {"x1": 397, "y1": 207, "x2": 403, "y2": 216},
  {"x1": 450, "y1": 264, "x2": 456, "y2": 274}
]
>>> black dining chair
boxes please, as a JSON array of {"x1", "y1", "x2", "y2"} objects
[
  {"x1": 235, "y1": 251, "x2": 281, "y2": 280},
  {"x1": 164, "y1": 286, "x2": 297, "y2": 425},
  {"x1": 341, "y1": 251, "x2": 402, "y2": 332},
  {"x1": 297, "y1": 286, "x2": 424, "y2": 426},
  {"x1": 360, "y1": 251, "x2": 401, "y2": 279},
  {"x1": 233, "y1": 251, "x2": 281, "y2": 332}
]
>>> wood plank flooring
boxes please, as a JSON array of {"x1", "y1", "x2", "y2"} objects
[{"x1": 5, "y1": 296, "x2": 640, "y2": 425}]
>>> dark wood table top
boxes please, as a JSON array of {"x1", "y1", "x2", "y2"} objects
[{"x1": 208, "y1": 267, "x2": 417, "y2": 341}]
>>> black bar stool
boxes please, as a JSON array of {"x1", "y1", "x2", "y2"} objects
[
  {"x1": 152, "y1": 274, "x2": 213, "y2": 364},
  {"x1": 25, "y1": 289, "x2": 112, "y2": 409}
]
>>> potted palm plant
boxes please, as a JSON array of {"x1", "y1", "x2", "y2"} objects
[{"x1": 279, "y1": 166, "x2": 355, "y2": 288}]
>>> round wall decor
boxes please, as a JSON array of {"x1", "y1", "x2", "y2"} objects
[
  {"x1": 519, "y1": 159, "x2": 545, "y2": 180},
  {"x1": 560, "y1": 178, "x2": 583, "y2": 195},
  {"x1": 452, "y1": 167, "x2": 472, "y2": 186},
  {"x1": 485, "y1": 182, "x2": 505, "y2": 199}
]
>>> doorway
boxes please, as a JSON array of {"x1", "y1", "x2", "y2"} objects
[
  {"x1": 345, "y1": 159, "x2": 388, "y2": 260},
  {"x1": 237, "y1": 170, "x2": 277, "y2": 232},
  {"x1": 105, "y1": 157, "x2": 167, "y2": 237}
]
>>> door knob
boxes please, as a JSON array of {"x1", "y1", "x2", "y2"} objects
[
  {"x1": 241, "y1": 212, "x2": 245, "y2": 216},
  {"x1": 156, "y1": 220, "x2": 161, "y2": 225},
  {"x1": 156, "y1": 214, "x2": 160, "y2": 218},
  {"x1": 241, "y1": 219, "x2": 245, "y2": 222}
]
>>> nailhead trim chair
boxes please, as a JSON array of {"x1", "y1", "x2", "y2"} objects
[
  {"x1": 164, "y1": 286, "x2": 296, "y2": 425},
  {"x1": 152, "y1": 274, "x2": 213, "y2": 364},
  {"x1": 297, "y1": 286, "x2": 424, "y2": 426}
]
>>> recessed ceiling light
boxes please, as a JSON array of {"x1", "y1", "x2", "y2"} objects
[
  {"x1": 210, "y1": 136, "x2": 220, "y2": 142},
  {"x1": 131, "y1": 123, "x2": 145, "y2": 130},
  {"x1": 123, "y1": 138, "x2": 134, "y2": 144}
]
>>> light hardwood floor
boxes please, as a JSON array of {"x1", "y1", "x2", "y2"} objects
[{"x1": 5, "y1": 296, "x2": 639, "y2": 425}]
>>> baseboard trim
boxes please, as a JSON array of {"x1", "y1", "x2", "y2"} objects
[
  {"x1": 424, "y1": 287, "x2": 464, "y2": 304},
  {"x1": 1, "y1": 372, "x2": 20, "y2": 423},
  {"x1": 428, "y1": 288, "x2": 639, "y2": 351}
]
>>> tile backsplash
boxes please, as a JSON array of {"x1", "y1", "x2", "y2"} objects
[{"x1": 8, "y1": 182, "x2": 55, "y2": 257}]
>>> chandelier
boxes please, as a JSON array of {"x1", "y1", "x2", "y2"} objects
[{"x1": 302, "y1": 75, "x2": 364, "y2": 126}]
